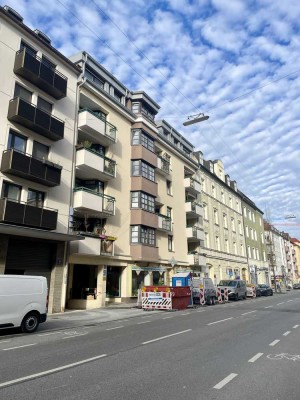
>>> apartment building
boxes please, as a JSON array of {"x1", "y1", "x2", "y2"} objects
[
  {"x1": 66, "y1": 52, "x2": 204, "y2": 309},
  {"x1": 196, "y1": 155, "x2": 248, "y2": 282},
  {"x1": 0, "y1": 6, "x2": 81, "y2": 312},
  {"x1": 290, "y1": 238, "x2": 300, "y2": 282},
  {"x1": 239, "y1": 192, "x2": 269, "y2": 284}
]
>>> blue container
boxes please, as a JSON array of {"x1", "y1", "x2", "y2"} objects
[{"x1": 172, "y1": 272, "x2": 192, "y2": 288}]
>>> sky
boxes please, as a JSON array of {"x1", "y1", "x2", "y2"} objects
[{"x1": 3, "y1": 0, "x2": 300, "y2": 237}]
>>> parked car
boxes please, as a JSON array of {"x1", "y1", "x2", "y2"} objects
[
  {"x1": 293, "y1": 283, "x2": 300, "y2": 290},
  {"x1": 258, "y1": 284, "x2": 273, "y2": 296},
  {"x1": 255, "y1": 285, "x2": 262, "y2": 297},
  {"x1": 192, "y1": 277, "x2": 217, "y2": 305},
  {"x1": 217, "y1": 280, "x2": 247, "y2": 301}
]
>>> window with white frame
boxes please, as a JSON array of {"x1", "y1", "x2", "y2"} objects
[
  {"x1": 261, "y1": 233, "x2": 264, "y2": 243},
  {"x1": 203, "y1": 203, "x2": 208, "y2": 219},
  {"x1": 256, "y1": 249, "x2": 260, "y2": 260},
  {"x1": 214, "y1": 209, "x2": 219, "y2": 224},
  {"x1": 201, "y1": 178, "x2": 206, "y2": 192},
  {"x1": 254, "y1": 230, "x2": 257, "y2": 241},
  {"x1": 259, "y1": 218, "x2": 262, "y2": 226},
  {"x1": 263, "y1": 251, "x2": 266, "y2": 261},
  {"x1": 212, "y1": 184, "x2": 216, "y2": 197},
  {"x1": 241, "y1": 244, "x2": 244, "y2": 256},
  {"x1": 248, "y1": 209, "x2": 252, "y2": 220},
  {"x1": 221, "y1": 191, "x2": 225, "y2": 203},
  {"x1": 233, "y1": 242, "x2": 237, "y2": 254},
  {"x1": 236, "y1": 201, "x2": 240, "y2": 213},
  {"x1": 243, "y1": 206, "x2": 247, "y2": 217},
  {"x1": 252, "y1": 212, "x2": 255, "y2": 222},
  {"x1": 246, "y1": 226, "x2": 249, "y2": 237},
  {"x1": 223, "y1": 213, "x2": 228, "y2": 228},
  {"x1": 252, "y1": 247, "x2": 256, "y2": 259},
  {"x1": 215, "y1": 236, "x2": 220, "y2": 251},
  {"x1": 247, "y1": 246, "x2": 251, "y2": 258},
  {"x1": 205, "y1": 232, "x2": 210, "y2": 248},
  {"x1": 225, "y1": 239, "x2": 229, "y2": 252},
  {"x1": 131, "y1": 225, "x2": 155, "y2": 246},
  {"x1": 231, "y1": 217, "x2": 236, "y2": 231},
  {"x1": 250, "y1": 228, "x2": 253, "y2": 239},
  {"x1": 238, "y1": 220, "x2": 242, "y2": 234},
  {"x1": 229, "y1": 196, "x2": 233, "y2": 208}
]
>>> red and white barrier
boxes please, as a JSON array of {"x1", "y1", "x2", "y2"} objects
[
  {"x1": 199, "y1": 288, "x2": 205, "y2": 305},
  {"x1": 142, "y1": 291, "x2": 172, "y2": 310},
  {"x1": 217, "y1": 287, "x2": 223, "y2": 303},
  {"x1": 224, "y1": 288, "x2": 229, "y2": 302}
]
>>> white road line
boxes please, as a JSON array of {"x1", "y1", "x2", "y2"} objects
[
  {"x1": 142, "y1": 329, "x2": 192, "y2": 345},
  {"x1": 264, "y1": 306, "x2": 273, "y2": 309},
  {"x1": 293, "y1": 325, "x2": 299, "y2": 329},
  {"x1": 207, "y1": 317, "x2": 233, "y2": 326},
  {"x1": 269, "y1": 340, "x2": 280, "y2": 346},
  {"x1": 162, "y1": 316, "x2": 173, "y2": 319},
  {"x1": 0, "y1": 340, "x2": 11, "y2": 344},
  {"x1": 196, "y1": 310, "x2": 206, "y2": 313},
  {"x1": 137, "y1": 321, "x2": 150, "y2": 324},
  {"x1": 3, "y1": 343, "x2": 36, "y2": 351},
  {"x1": 277, "y1": 302, "x2": 285, "y2": 305},
  {"x1": 0, "y1": 354, "x2": 107, "y2": 389},
  {"x1": 62, "y1": 333, "x2": 88, "y2": 340},
  {"x1": 241, "y1": 310, "x2": 256, "y2": 316},
  {"x1": 248, "y1": 352, "x2": 264, "y2": 363},
  {"x1": 287, "y1": 300, "x2": 293, "y2": 302},
  {"x1": 213, "y1": 373, "x2": 238, "y2": 389},
  {"x1": 180, "y1": 313, "x2": 191, "y2": 316},
  {"x1": 38, "y1": 331, "x2": 64, "y2": 337},
  {"x1": 106, "y1": 326, "x2": 124, "y2": 331},
  {"x1": 283, "y1": 331, "x2": 291, "y2": 336}
]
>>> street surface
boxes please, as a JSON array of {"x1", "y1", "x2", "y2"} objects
[{"x1": 0, "y1": 291, "x2": 299, "y2": 400}]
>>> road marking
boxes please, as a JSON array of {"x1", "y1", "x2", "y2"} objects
[
  {"x1": 207, "y1": 317, "x2": 233, "y2": 326},
  {"x1": 264, "y1": 306, "x2": 273, "y2": 309},
  {"x1": 277, "y1": 302, "x2": 285, "y2": 305},
  {"x1": 213, "y1": 373, "x2": 238, "y2": 389},
  {"x1": 248, "y1": 352, "x2": 264, "y2": 363},
  {"x1": 62, "y1": 333, "x2": 88, "y2": 340},
  {"x1": 38, "y1": 331, "x2": 64, "y2": 337},
  {"x1": 142, "y1": 329, "x2": 192, "y2": 345},
  {"x1": 0, "y1": 354, "x2": 107, "y2": 389},
  {"x1": 137, "y1": 321, "x2": 150, "y2": 324},
  {"x1": 287, "y1": 300, "x2": 293, "y2": 303},
  {"x1": 196, "y1": 310, "x2": 206, "y2": 313},
  {"x1": 283, "y1": 331, "x2": 291, "y2": 336},
  {"x1": 3, "y1": 343, "x2": 36, "y2": 351},
  {"x1": 293, "y1": 325, "x2": 299, "y2": 329},
  {"x1": 162, "y1": 316, "x2": 173, "y2": 319},
  {"x1": 0, "y1": 340, "x2": 11, "y2": 344},
  {"x1": 241, "y1": 310, "x2": 256, "y2": 316},
  {"x1": 106, "y1": 326, "x2": 124, "y2": 331},
  {"x1": 180, "y1": 313, "x2": 191, "y2": 316},
  {"x1": 269, "y1": 340, "x2": 280, "y2": 346}
]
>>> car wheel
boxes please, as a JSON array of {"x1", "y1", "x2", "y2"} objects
[
  {"x1": 211, "y1": 297, "x2": 216, "y2": 305},
  {"x1": 270, "y1": 291, "x2": 273, "y2": 296},
  {"x1": 21, "y1": 312, "x2": 40, "y2": 333},
  {"x1": 206, "y1": 296, "x2": 212, "y2": 305},
  {"x1": 243, "y1": 292, "x2": 247, "y2": 300},
  {"x1": 235, "y1": 293, "x2": 239, "y2": 301}
]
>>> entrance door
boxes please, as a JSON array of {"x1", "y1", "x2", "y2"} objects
[{"x1": 106, "y1": 266, "x2": 121, "y2": 297}]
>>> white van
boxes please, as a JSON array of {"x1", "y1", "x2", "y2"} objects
[
  {"x1": 192, "y1": 277, "x2": 217, "y2": 305},
  {"x1": 0, "y1": 275, "x2": 48, "y2": 333}
]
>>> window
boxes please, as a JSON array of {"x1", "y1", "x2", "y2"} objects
[
  {"x1": 229, "y1": 196, "x2": 233, "y2": 208},
  {"x1": 14, "y1": 83, "x2": 32, "y2": 102},
  {"x1": 263, "y1": 251, "x2": 266, "y2": 261},
  {"x1": 233, "y1": 242, "x2": 237, "y2": 254},
  {"x1": 241, "y1": 244, "x2": 244, "y2": 256},
  {"x1": 114, "y1": 89, "x2": 122, "y2": 103},
  {"x1": 8, "y1": 130, "x2": 27, "y2": 153},
  {"x1": 214, "y1": 209, "x2": 219, "y2": 225},
  {"x1": 238, "y1": 220, "x2": 242, "y2": 234},
  {"x1": 201, "y1": 178, "x2": 206, "y2": 192},
  {"x1": 168, "y1": 235, "x2": 173, "y2": 251},
  {"x1": 231, "y1": 217, "x2": 236, "y2": 231},
  {"x1": 247, "y1": 246, "x2": 251, "y2": 258},
  {"x1": 223, "y1": 213, "x2": 228, "y2": 228},
  {"x1": 252, "y1": 247, "x2": 256, "y2": 259},
  {"x1": 27, "y1": 189, "x2": 44, "y2": 207},
  {"x1": 236, "y1": 201, "x2": 240, "y2": 213},
  {"x1": 166, "y1": 180, "x2": 172, "y2": 195},
  {"x1": 250, "y1": 228, "x2": 253, "y2": 240},
  {"x1": 167, "y1": 207, "x2": 172, "y2": 219},
  {"x1": 141, "y1": 192, "x2": 155, "y2": 212},
  {"x1": 37, "y1": 97, "x2": 52, "y2": 113},
  {"x1": 32, "y1": 141, "x2": 49, "y2": 160},
  {"x1": 225, "y1": 239, "x2": 229, "y2": 252},
  {"x1": 131, "y1": 225, "x2": 155, "y2": 246},
  {"x1": 1, "y1": 181, "x2": 21, "y2": 201},
  {"x1": 85, "y1": 66, "x2": 104, "y2": 89},
  {"x1": 141, "y1": 103, "x2": 155, "y2": 121},
  {"x1": 259, "y1": 218, "x2": 262, "y2": 226},
  {"x1": 254, "y1": 230, "x2": 257, "y2": 241},
  {"x1": 132, "y1": 103, "x2": 140, "y2": 114},
  {"x1": 20, "y1": 40, "x2": 37, "y2": 56},
  {"x1": 248, "y1": 209, "x2": 252, "y2": 220},
  {"x1": 221, "y1": 191, "x2": 225, "y2": 203},
  {"x1": 131, "y1": 129, "x2": 154, "y2": 152},
  {"x1": 261, "y1": 233, "x2": 264, "y2": 243},
  {"x1": 205, "y1": 232, "x2": 210, "y2": 248},
  {"x1": 75, "y1": 179, "x2": 104, "y2": 193},
  {"x1": 203, "y1": 203, "x2": 208, "y2": 220},
  {"x1": 131, "y1": 160, "x2": 155, "y2": 181},
  {"x1": 252, "y1": 212, "x2": 255, "y2": 222},
  {"x1": 212, "y1": 185, "x2": 216, "y2": 197},
  {"x1": 243, "y1": 206, "x2": 247, "y2": 217},
  {"x1": 245, "y1": 226, "x2": 249, "y2": 237},
  {"x1": 215, "y1": 236, "x2": 220, "y2": 251},
  {"x1": 256, "y1": 249, "x2": 260, "y2": 260}
]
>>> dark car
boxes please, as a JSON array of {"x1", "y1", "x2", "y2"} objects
[
  {"x1": 254, "y1": 285, "x2": 262, "y2": 297},
  {"x1": 258, "y1": 284, "x2": 273, "y2": 296},
  {"x1": 293, "y1": 283, "x2": 300, "y2": 290}
]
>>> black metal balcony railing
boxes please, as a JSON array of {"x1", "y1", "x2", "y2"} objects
[
  {"x1": 8, "y1": 97, "x2": 65, "y2": 141},
  {"x1": 1, "y1": 149, "x2": 62, "y2": 187},
  {"x1": 14, "y1": 48, "x2": 67, "y2": 99},
  {"x1": 0, "y1": 198, "x2": 58, "y2": 230},
  {"x1": 78, "y1": 108, "x2": 117, "y2": 142},
  {"x1": 73, "y1": 186, "x2": 115, "y2": 215}
]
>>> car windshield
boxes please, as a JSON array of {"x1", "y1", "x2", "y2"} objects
[{"x1": 219, "y1": 280, "x2": 237, "y2": 287}]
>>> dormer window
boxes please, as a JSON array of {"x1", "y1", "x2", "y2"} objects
[
  {"x1": 85, "y1": 66, "x2": 104, "y2": 89},
  {"x1": 114, "y1": 89, "x2": 122, "y2": 103}
]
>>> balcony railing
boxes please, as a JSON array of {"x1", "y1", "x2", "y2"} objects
[
  {"x1": 76, "y1": 146, "x2": 116, "y2": 180},
  {"x1": 157, "y1": 156, "x2": 170, "y2": 175},
  {"x1": 0, "y1": 198, "x2": 58, "y2": 230},
  {"x1": 78, "y1": 108, "x2": 117, "y2": 143},
  {"x1": 184, "y1": 177, "x2": 201, "y2": 194},
  {"x1": 73, "y1": 187, "x2": 115, "y2": 216},
  {"x1": 157, "y1": 214, "x2": 172, "y2": 231},
  {"x1": 1, "y1": 149, "x2": 62, "y2": 187},
  {"x1": 185, "y1": 200, "x2": 202, "y2": 216},
  {"x1": 186, "y1": 225, "x2": 205, "y2": 241},
  {"x1": 14, "y1": 48, "x2": 67, "y2": 99},
  {"x1": 8, "y1": 97, "x2": 65, "y2": 141}
]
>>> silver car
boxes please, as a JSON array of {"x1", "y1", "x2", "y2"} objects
[{"x1": 218, "y1": 280, "x2": 247, "y2": 301}]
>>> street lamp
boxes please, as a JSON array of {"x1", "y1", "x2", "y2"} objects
[{"x1": 183, "y1": 113, "x2": 209, "y2": 126}]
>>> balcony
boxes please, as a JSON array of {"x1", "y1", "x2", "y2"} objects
[
  {"x1": 14, "y1": 48, "x2": 67, "y2": 99},
  {"x1": 78, "y1": 109, "x2": 117, "y2": 146},
  {"x1": 185, "y1": 201, "x2": 202, "y2": 217},
  {"x1": 70, "y1": 234, "x2": 115, "y2": 256},
  {"x1": 186, "y1": 225, "x2": 205, "y2": 242},
  {"x1": 75, "y1": 147, "x2": 116, "y2": 181},
  {"x1": 184, "y1": 177, "x2": 201, "y2": 195},
  {"x1": 73, "y1": 187, "x2": 115, "y2": 217},
  {"x1": 8, "y1": 97, "x2": 64, "y2": 141},
  {"x1": 1, "y1": 149, "x2": 61, "y2": 187},
  {"x1": 130, "y1": 244, "x2": 159, "y2": 262},
  {"x1": 156, "y1": 156, "x2": 170, "y2": 175},
  {"x1": 157, "y1": 214, "x2": 172, "y2": 232},
  {"x1": 188, "y1": 253, "x2": 206, "y2": 266},
  {"x1": 0, "y1": 198, "x2": 57, "y2": 230}
]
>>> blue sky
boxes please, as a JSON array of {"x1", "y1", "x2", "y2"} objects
[{"x1": 3, "y1": 0, "x2": 300, "y2": 237}]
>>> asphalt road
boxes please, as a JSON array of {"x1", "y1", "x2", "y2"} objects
[{"x1": 0, "y1": 291, "x2": 299, "y2": 400}]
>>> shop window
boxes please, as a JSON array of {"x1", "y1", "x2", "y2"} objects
[
  {"x1": 106, "y1": 266, "x2": 121, "y2": 297},
  {"x1": 71, "y1": 264, "x2": 97, "y2": 299}
]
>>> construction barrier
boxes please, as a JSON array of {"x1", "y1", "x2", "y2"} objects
[
  {"x1": 142, "y1": 291, "x2": 172, "y2": 310},
  {"x1": 224, "y1": 288, "x2": 229, "y2": 302},
  {"x1": 199, "y1": 288, "x2": 205, "y2": 305},
  {"x1": 217, "y1": 287, "x2": 223, "y2": 303}
]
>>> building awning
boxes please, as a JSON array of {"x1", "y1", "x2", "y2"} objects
[{"x1": 0, "y1": 223, "x2": 84, "y2": 242}]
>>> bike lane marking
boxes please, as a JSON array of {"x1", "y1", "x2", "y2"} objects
[
  {"x1": 213, "y1": 373, "x2": 238, "y2": 389},
  {"x1": 269, "y1": 340, "x2": 280, "y2": 346},
  {"x1": 248, "y1": 352, "x2": 264, "y2": 363}
]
